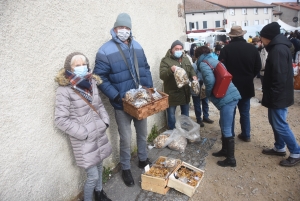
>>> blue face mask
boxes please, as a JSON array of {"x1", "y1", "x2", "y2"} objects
[
  {"x1": 174, "y1": 50, "x2": 183, "y2": 58},
  {"x1": 74, "y1": 65, "x2": 88, "y2": 77}
]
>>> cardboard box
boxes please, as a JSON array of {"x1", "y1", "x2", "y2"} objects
[
  {"x1": 141, "y1": 156, "x2": 181, "y2": 195},
  {"x1": 167, "y1": 162, "x2": 205, "y2": 197}
]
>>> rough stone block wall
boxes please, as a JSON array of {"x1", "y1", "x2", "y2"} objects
[{"x1": 0, "y1": 0, "x2": 185, "y2": 200}]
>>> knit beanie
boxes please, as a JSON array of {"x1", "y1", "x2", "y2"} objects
[
  {"x1": 260, "y1": 22, "x2": 281, "y2": 40},
  {"x1": 114, "y1": 13, "x2": 132, "y2": 29},
  {"x1": 215, "y1": 45, "x2": 222, "y2": 51},
  {"x1": 64, "y1": 52, "x2": 89, "y2": 72},
  {"x1": 171, "y1": 40, "x2": 183, "y2": 50}
]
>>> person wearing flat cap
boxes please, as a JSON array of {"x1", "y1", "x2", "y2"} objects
[
  {"x1": 259, "y1": 22, "x2": 300, "y2": 167},
  {"x1": 93, "y1": 13, "x2": 153, "y2": 187},
  {"x1": 160, "y1": 40, "x2": 197, "y2": 130},
  {"x1": 218, "y1": 26, "x2": 261, "y2": 144}
]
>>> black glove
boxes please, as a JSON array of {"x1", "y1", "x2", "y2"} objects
[
  {"x1": 199, "y1": 80, "x2": 204, "y2": 86},
  {"x1": 113, "y1": 94, "x2": 121, "y2": 103}
]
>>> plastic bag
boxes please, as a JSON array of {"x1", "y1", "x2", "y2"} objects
[
  {"x1": 175, "y1": 115, "x2": 200, "y2": 142},
  {"x1": 174, "y1": 66, "x2": 189, "y2": 88},
  {"x1": 293, "y1": 63, "x2": 299, "y2": 76},
  {"x1": 168, "y1": 135, "x2": 187, "y2": 153},
  {"x1": 153, "y1": 130, "x2": 176, "y2": 149},
  {"x1": 152, "y1": 88, "x2": 163, "y2": 100},
  {"x1": 190, "y1": 80, "x2": 200, "y2": 96}
]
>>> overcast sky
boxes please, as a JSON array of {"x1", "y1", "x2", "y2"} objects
[{"x1": 255, "y1": 0, "x2": 297, "y2": 4}]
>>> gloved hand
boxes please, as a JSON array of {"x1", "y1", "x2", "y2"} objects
[
  {"x1": 199, "y1": 80, "x2": 204, "y2": 86},
  {"x1": 113, "y1": 94, "x2": 121, "y2": 103}
]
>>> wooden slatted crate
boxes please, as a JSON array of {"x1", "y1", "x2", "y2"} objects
[{"x1": 122, "y1": 89, "x2": 169, "y2": 120}]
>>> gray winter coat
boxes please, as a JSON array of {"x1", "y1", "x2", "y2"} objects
[{"x1": 54, "y1": 69, "x2": 112, "y2": 169}]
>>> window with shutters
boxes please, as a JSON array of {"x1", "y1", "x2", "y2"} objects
[
  {"x1": 203, "y1": 21, "x2": 207, "y2": 29},
  {"x1": 254, "y1": 8, "x2": 258, "y2": 15},
  {"x1": 242, "y1": 8, "x2": 247, "y2": 15}
]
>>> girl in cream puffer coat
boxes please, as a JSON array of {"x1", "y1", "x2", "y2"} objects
[{"x1": 54, "y1": 52, "x2": 112, "y2": 201}]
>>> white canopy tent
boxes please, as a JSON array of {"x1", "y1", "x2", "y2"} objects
[{"x1": 276, "y1": 19, "x2": 300, "y2": 32}]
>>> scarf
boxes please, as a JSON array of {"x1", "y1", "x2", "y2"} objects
[{"x1": 65, "y1": 70, "x2": 93, "y2": 103}]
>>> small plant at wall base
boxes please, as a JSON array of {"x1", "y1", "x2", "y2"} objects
[
  {"x1": 102, "y1": 167, "x2": 112, "y2": 183},
  {"x1": 147, "y1": 124, "x2": 159, "y2": 143}
]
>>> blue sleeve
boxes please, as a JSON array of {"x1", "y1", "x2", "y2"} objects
[
  {"x1": 93, "y1": 50, "x2": 119, "y2": 101},
  {"x1": 198, "y1": 62, "x2": 215, "y2": 97}
]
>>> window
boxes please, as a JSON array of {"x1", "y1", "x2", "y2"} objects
[
  {"x1": 254, "y1": 20, "x2": 259, "y2": 25},
  {"x1": 254, "y1": 8, "x2": 258, "y2": 15},
  {"x1": 242, "y1": 8, "x2": 247, "y2": 15},
  {"x1": 264, "y1": 19, "x2": 269, "y2": 24},
  {"x1": 215, "y1": 21, "x2": 221, "y2": 28},
  {"x1": 196, "y1": 21, "x2": 199, "y2": 30},
  {"x1": 243, "y1": 20, "x2": 248, "y2": 26},
  {"x1": 264, "y1": 8, "x2": 268, "y2": 14},
  {"x1": 203, "y1": 21, "x2": 207, "y2": 29},
  {"x1": 230, "y1": 9, "x2": 235, "y2": 16},
  {"x1": 189, "y1": 22, "x2": 195, "y2": 30}
]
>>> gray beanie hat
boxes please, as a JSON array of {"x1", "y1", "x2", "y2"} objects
[
  {"x1": 114, "y1": 13, "x2": 132, "y2": 29},
  {"x1": 64, "y1": 52, "x2": 90, "y2": 72},
  {"x1": 171, "y1": 40, "x2": 183, "y2": 50}
]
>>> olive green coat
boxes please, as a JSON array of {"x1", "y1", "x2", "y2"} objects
[{"x1": 160, "y1": 50, "x2": 196, "y2": 106}]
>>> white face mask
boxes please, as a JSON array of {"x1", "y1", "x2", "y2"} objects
[
  {"x1": 73, "y1": 65, "x2": 88, "y2": 77},
  {"x1": 117, "y1": 29, "x2": 130, "y2": 41}
]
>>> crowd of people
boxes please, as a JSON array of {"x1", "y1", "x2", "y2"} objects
[{"x1": 53, "y1": 11, "x2": 300, "y2": 200}]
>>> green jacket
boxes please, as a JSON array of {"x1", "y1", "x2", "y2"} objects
[{"x1": 160, "y1": 50, "x2": 196, "y2": 106}]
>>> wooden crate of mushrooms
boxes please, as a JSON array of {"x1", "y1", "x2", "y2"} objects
[{"x1": 122, "y1": 88, "x2": 169, "y2": 120}]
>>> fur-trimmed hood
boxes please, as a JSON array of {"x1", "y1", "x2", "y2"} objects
[{"x1": 54, "y1": 68, "x2": 102, "y2": 86}]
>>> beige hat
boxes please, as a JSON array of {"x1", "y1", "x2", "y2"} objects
[{"x1": 227, "y1": 26, "x2": 247, "y2": 37}]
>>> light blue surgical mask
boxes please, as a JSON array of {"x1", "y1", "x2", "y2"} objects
[
  {"x1": 74, "y1": 65, "x2": 88, "y2": 77},
  {"x1": 174, "y1": 50, "x2": 183, "y2": 58}
]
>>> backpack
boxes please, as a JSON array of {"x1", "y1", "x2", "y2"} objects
[{"x1": 203, "y1": 60, "x2": 232, "y2": 98}]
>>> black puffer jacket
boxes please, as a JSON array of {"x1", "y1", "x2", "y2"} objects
[
  {"x1": 262, "y1": 34, "x2": 294, "y2": 108},
  {"x1": 219, "y1": 37, "x2": 261, "y2": 98}
]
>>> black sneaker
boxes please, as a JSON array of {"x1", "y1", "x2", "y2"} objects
[
  {"x1": 122, "y1": 169, "x2": 135, "y2": 187},
  {"x1": 280, "y1": 157, "x2": 300, "y2": 167},
  {"x1": 238, "y1": 134, "x2": 251, "y2": 142},
  {"x1": 138, "y1": 158, "x2": 152, "y2": 168},
  {"x1": 203, "y1": 118, "x2": 214, "y2": 124},
  {"x1": 262, "y1": 148, "x2": 286, "y2": 156},
  {"x1": 197, "y1": 120, "x2": 204, "y2": 127}
]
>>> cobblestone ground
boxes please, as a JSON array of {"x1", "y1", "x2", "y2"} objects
[{"x1": 103, "y1": 137, "x2": 216, "y2": 201}]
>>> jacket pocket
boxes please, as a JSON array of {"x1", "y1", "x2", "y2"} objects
[{"x1": 168, "y1": 89, "x2": 185, "y2": 105}]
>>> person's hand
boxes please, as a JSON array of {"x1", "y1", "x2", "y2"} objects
[
  {"x1": 113, "y1": 94, "x2": 121, "y2": 103},
  {"x1": 192, "y1": 76, "x2": 197, "y2": 81},
  {"x1": 171, "y1": 65, "x2": 177, "y2": 72}
]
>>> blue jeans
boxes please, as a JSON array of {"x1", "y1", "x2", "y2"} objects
[
  {"x1": 192, "y1": 96, "x2": 209, "y2": 121},
  {"x1": 233, "y1": 97, "x2": 251, "y2": 138},
  {"x1": 115, "y1": 110, "x2": 148, "y2": 170},
  {"x1": 219, "y1": 100, "x2": 238, "y2": 138},
  {"x1": 268, "y1": 108, "x2": 300, "y2": 157},
  {"x1": 84, "y1": 162, "x2": 103, "y2": 201},
  {"x1": 167, "y1": 104, "x2": 189, "y2": 129}
]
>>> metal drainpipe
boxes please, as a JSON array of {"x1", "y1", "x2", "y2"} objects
[{"x1": 184, "y1": 0, "x2": 187, "y2": 34}]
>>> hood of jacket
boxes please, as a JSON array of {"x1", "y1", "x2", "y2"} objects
[
  {"x1": 55, "y1": 68, "x2": 102, "y2": 86},
  {"x1": 266, "y1": 34, "x2": 292, "y2": 52}
]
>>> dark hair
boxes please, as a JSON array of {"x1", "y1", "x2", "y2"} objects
[{"x1": 194, "y1": 46, "x2": 211, "y2": 59}]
